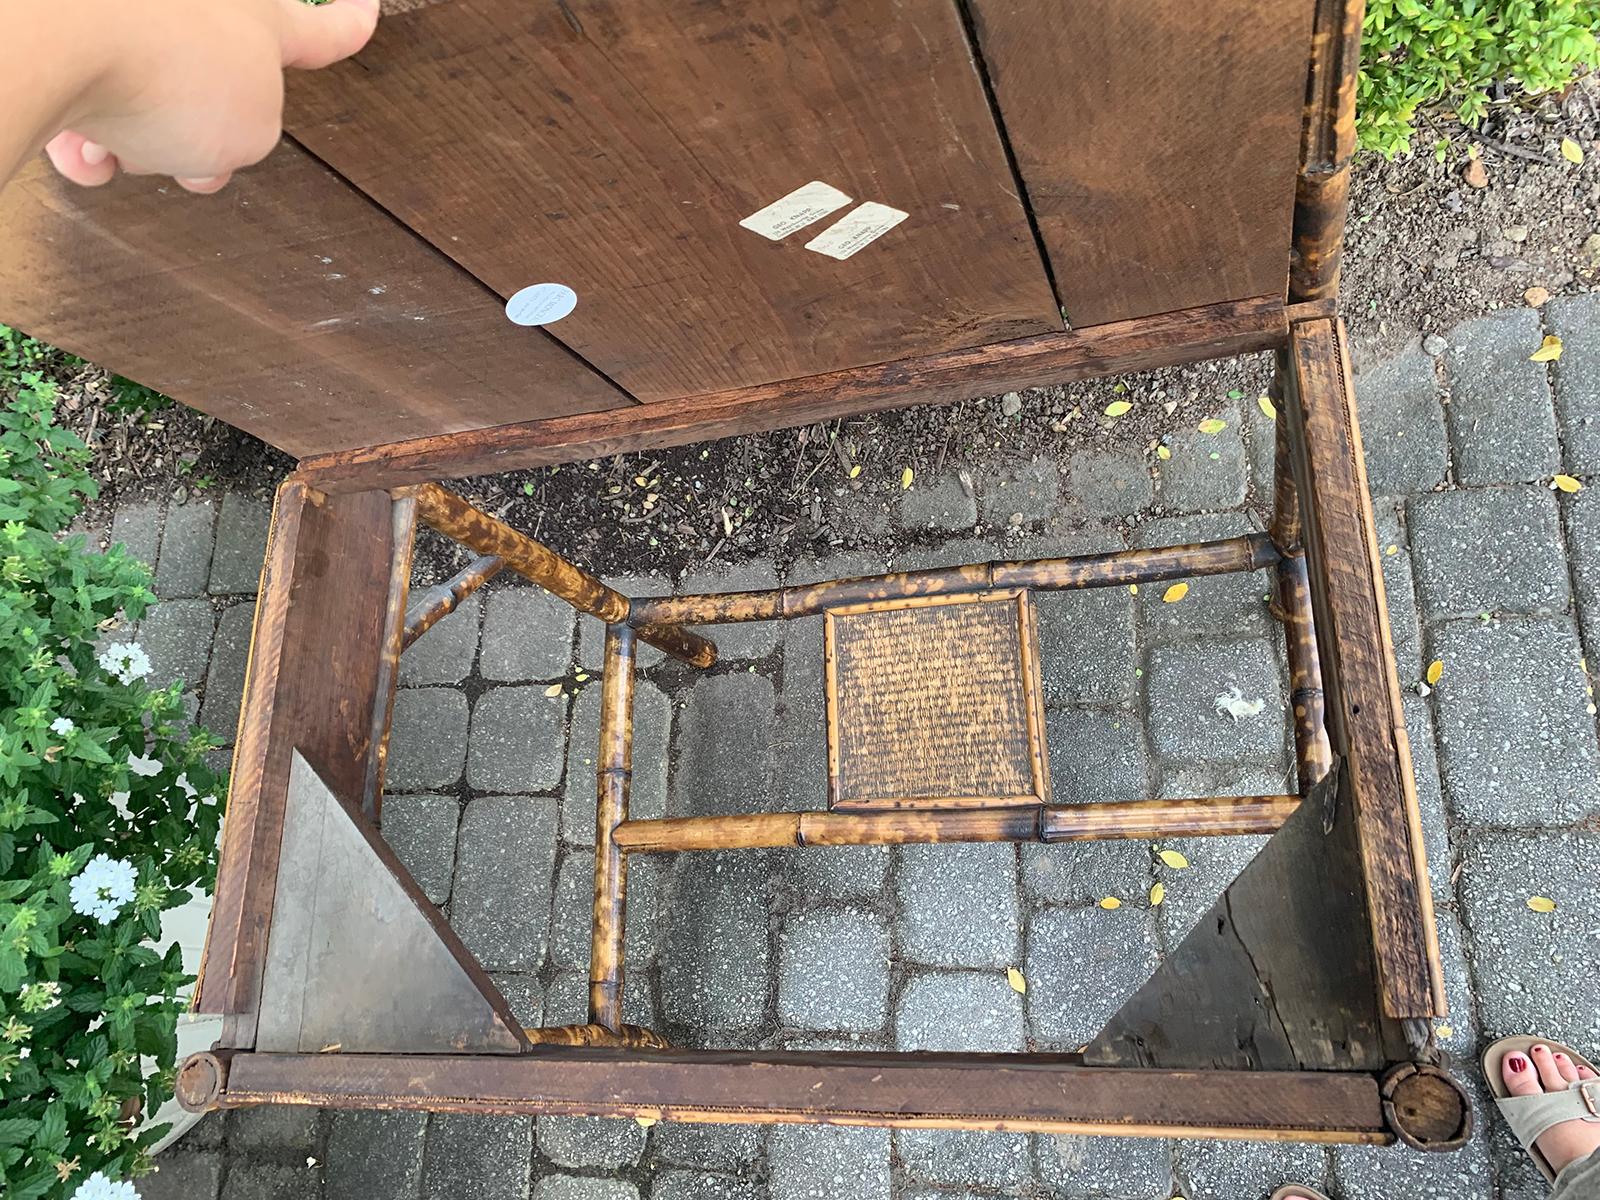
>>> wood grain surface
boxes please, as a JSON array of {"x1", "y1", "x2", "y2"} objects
[
  {"x1": 284, "y1": 0, "x2": 1061, "y2": 401},
  {"x1": 968, "y1": 0, "x2": 1317, "y2": 326},
  {"x1": 0, "y1": 149, "x2": 630, "y2": 457}
]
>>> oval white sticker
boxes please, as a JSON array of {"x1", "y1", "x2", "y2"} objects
[{"x1": 505, "y1": 283, "x2": 578, "y2": 326}]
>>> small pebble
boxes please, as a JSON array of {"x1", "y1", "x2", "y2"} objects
[
  {"x1": 1422, "y1": 333, "x2": 1449, "y2": 356},
  {"x1": 1000, "y1": 392, "x2": 1022, "y2": 418}
]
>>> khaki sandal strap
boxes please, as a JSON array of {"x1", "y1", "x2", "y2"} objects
[{"x1": 1497, "y1": 1079, "x2": 1600, "y2": 1152}]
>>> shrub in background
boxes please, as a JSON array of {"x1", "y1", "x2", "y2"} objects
[
  {"x1": 1360, "y1": 0, "x2": 1598, "y2": 157},
  {"x1": 1, "y1": 366, "x2": 225, "y2": 1199}
]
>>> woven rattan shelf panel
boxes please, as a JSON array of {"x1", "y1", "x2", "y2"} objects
[{"x1": 823, "y1": 590, "x2": 1049, "y2": 811}]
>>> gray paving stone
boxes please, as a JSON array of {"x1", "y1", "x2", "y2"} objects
[
  {"x1": 769, "y1": 1125, "x2": 889, "y2": 1200},
  {"x1": 1570, "y1": 486, "x2": 1600, "y2": 661},
  {"x1": 1025, "y1": 905, "x2": 1161, "y2": 1048},
  {"x1": 1132, "y1": 513, "x2": 1273, "y2": 642},
  {"x1": 775, "y1": 620, "x2": 828, "y2": 813},
  {"x1": 786, "y1": 845, "x2": 889, "y2": 902},
  {"x1": 450, "y1": 797, "x2": 558, "y2": 970},
  {"x1": 380, "y1": 793, "x2": 459, "y2": 905},
  {"x1": 778, "y1": 907, "x2": 889, "y2": 1033},
  {"x1": 1045, "y1": 709, "x2": 1150, "y2": 805},
  {"x1": 979, "y1": 456, "x2": 1061, "y2": 525},
  {"x1": 422, "y1": 1114, "x2": 532, "y2": 1200},
  {"x1": 1333, "y1": 1087, "x2": 1495, "y2": 1200},
  {"x1": 562, "y1": 679, "x2": 669, "y2": 843},
  {"x1": 487, "y1": 972, "x2": 542, "y2": 1027},
  {"x1": 1150, "y1": 832, "x2": 1268, "y2": 950},
  {"x1": 110, "y1": 499, "x2": 163, "y2": 567},
  {"x1": 678, "y1": 561, "x2": 782, "y2": 659},
  {"x1": 1155, "y1": 406, "x2": 1248, "y2": 511},
  {"x1": 221, "y1": 1162, "x2": 319, "y2": 1200},
  {"x1": 199, "y1": 601, "x2": 254, "y2": 740},
  {"x1": 1035, "y1": 1133, "x2": 1174, "y2": 1199},
  {"x1": 1401, "y1": 694, "x2": 1456, "y2": 903},
  {"x1": 1036, "y1": 588, "x2": 1139, "y2": 707},
  {"x1": 1174, "y1": 1138, "x2": 1329, "y2": 1200},
  {"x1": 532, "y1": 1178, "x2": 638, "y2": 1200},
  {"x1": 326, "y1": 1109, "x2": 426, "y2": 1200},
  {"x1": 660, "y1": 851, "x2": 774, "y2": 1039},
  {"x1": 653, "y1": 1121, "x2": 765, "y2": 1172},
  {"x1": 468, "y1": 685, "x2": 568, "y2": 794},
  {"x1": 1427, "y1": 907, "x2": 1481, "y2": 1065},
  {"x1": 670, "y1": 671, "x2": 777, "y2": 817},
  {"x1": 897, "y1": 843, "x2": 1019, "y2": 969},
  {"x1": 479, "y1": 586, "x2": 576, "y2": 681},
  {"x1": 1373, "y1": 503, "x2": 1423, "y2": 680},
  {"x1": 785, "y1": 550, "x2": 888, "y2": 588},
  {"x1": 1458, "y1": 829, "x2": 1600, "y2": 1045},
  {"x1": 578, "y1": 572, "x2": 669, "y2": 671},
  {"x1": 139, "y1": 597, "x2": 215, "y2": 691},
  {"x1": 895, "y1": 1129, "x2": 1032, "y2": 1188},
  {"x1": 1408, "y1": 487, "x2": 1569, "y2": 619},
  {"x1": 900, "y1": 473, "x2": 978, "y2": 532},
  {"x1": 141, "y1": 1151, "x2": 222, "y2": 1200},
  {"x1": 537, "y1": 1115, "x2": 646, "y2": 1168},
  {"x1": 1444, "y1": 308, "x2": 1560, "y2": 485},
  {"x1": 650, "y1": 1172, "x2": 759, "y2": 1200},
  {"x1": 209, "y1": 494, "x2": 272, "y2": 594},
  {"x1": 1146, "y1": 638, "x2": 1287, "y2": 764},
  {"x1": 548, "y1": 850, "x2": 662, "y2": 973},
  {"x1": 387, "y1": 688, "x2": 469, "y2": 791},
  {"x1": 892, "y1": 537, "x2": 1001, "y2": 573},
  {"x1": 895, "y1": 971, "x2": 1024, "y2": 1052},
  {"x1": 1354, "y1": 344, "x2": 1450, "y2": 496},
  {"x1": 1066, "y1": 448, "x2": 1154, "y2": 518},
  {"x1": 225, "y1": 1103, "x2": 318, "y2": 1151},
  {"x1": 155, "y1": 498, "x2": 217, "y2": 598},
  {"x1": 1548, "y1": 292, "x2": 1600, "y2": 473},
  {"x1": 1430, "y1": 618, "x2": 1600, "y2": 825},
  {"x1": 1022, "y1": 839, "x2": 1153, "y2": 907},
  {"x1": 400, "y1": 593, "x2": 482, "y2": 686}
]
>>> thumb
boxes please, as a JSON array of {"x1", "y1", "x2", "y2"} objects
[{"x1": 279, "y1": 0, "x2": 381, "y2": 70}]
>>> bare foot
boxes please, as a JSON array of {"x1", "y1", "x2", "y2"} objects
[{"x1": 1501, "y1": 1044, "x2": 1600, "y2": 1174}]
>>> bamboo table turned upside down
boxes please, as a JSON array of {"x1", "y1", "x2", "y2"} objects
[{"x1": 0, "y1": 0, "x2": 1471, "y2": 1152}]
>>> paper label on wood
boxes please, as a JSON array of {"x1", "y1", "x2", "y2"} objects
[
  {"x1": 505, "y1": 283, "x2": 578, "y2": 326},
  {"x1": 804, "y1": 202, "x2": 909, "y2": 260},
  {"x1": 739, "y1": 181, "x2": 853, "y2": 241}
]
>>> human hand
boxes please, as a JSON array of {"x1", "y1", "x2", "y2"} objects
[{"x1": 42, "y1": 0, "x2": 379, "y2": 194}]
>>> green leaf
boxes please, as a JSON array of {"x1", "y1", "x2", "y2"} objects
[{"x1": 0, "y1": 1117, "x2": 39, "y2": 1148}]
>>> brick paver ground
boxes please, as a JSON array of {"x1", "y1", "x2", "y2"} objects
[{"x1": 117, "y1": 297, "x2": 1599, "y2": 1199}]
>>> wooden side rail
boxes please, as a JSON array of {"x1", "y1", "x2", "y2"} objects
[
  {"x1": 402, "y1": 554, "x2": 505, "y2": 649},
  {"x1": 611, "y1": 795, "x2": 1301, "y2": 853},
  {"x1": 630, "y1": 534, "x2": 1280, "y2": 626},
  {"x1": 410, "y1": 483, "x2": 717, "y2": 667}
]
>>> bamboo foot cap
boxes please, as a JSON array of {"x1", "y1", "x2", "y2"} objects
[
  {"x1": 1380, "y1": 1062, "x2": 1472, "y2": 1151},
  {"x1": 176, "y1": 1051, "x2": 228, "y2": 1112}
]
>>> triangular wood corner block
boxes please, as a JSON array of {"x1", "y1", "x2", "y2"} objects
[
  {"x1": 256, "y1": 750, "x2": 528, "y2": 1055},
  {"x1": 1085, "y1": 761, "x2": 1394, "y2": 1072}
]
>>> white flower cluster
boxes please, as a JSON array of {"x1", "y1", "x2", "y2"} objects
[
  {"x1": 96, "y1": 642, "x2": 151, "y2": 686},
  {"x1": 50, "y1": 716, "x2": 76, "y2": 735},
  {"x1": 72, "y1": 1172, "x2": 140, "y2": 1200},
  {"x1": 68, "y1": 854, "x2": 137, "y2": 923}
]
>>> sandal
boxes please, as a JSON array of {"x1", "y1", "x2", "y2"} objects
[
  {"x1": 1483, "y1": 1035, "x2": 1600, "y2": 1185},
  {"x1": 1268, "y1": 1188, "x2": 1331, "y2": 1200}
]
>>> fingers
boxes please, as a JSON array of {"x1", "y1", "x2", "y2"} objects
[
  {"x1": 279, "y1": 0, "x2": 381, "y2": 70},
  {"x1": 1503, "y1": 1052, "x2": 1542, "y2": 1096},
  {"x1": 44, "y1": 132, "x2": 118, "y2": 187},
  {"x1": 1531, "y1": 1045, "x2": 1569, "y2": 1093}
]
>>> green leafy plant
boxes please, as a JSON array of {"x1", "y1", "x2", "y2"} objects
[
  {"x1": 0, "y1": 369, "x2": 225, "y2": 1199},
  {"x1": 1, "y1": 326, "x2": 172, "y2": 420},
  {"x1": 1359, "y1": 0, "x2": 1598, "y2": 157}
]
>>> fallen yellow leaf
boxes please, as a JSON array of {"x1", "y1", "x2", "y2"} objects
[
  {"x1": 1149, "y1": 882, "x2": 1166, "y2": 906},
  {"x1": 635, "y1": 1116, "x2": 658, "y2": 1129},
  {"x1": 1527, "y1": 895, "x2": 1557, "y2": 913},
  {"x1": 900, "y1": 467, "x2": 914, "y2": 490},
  {"x1": 1104, "y1": 400, "x2": 1133, "y2": 417},
  {"x1": 1157, "y1": 445, "x2": 1172, "y2": 460},
  {"x1": 1552, "y1": 474, "x2": 1583, "y2": 493},
  {"x1": 1530, "y1": 335, "x2": 1564, "y2": 363},
  {"x1": 544, "y1": 683, "x2": 564, "y2": 697},
  {"x1": 1257, "y1": 396, "x2": 1276, "y2": 420},
  {"x1": 1158, "y1": 849, "x2": 1190, "y2": 870},
  {"x1": 1128, "y1": 584, "x2": 1138, "y2": 595},
  {"x1": 1386, "y1": 544, "x2": 1399, "y2": 556},
  {"x1": 1006, "y1": 967, "x2": 1027, "y2": 994},
  {"x1": 1561, "y1": 137, "x2": 1585, "y2": 165},
  {"x1": 1437, "y1": 1023, "x2": 1454, "y2": 1039},
  {"x1": 1099, "y1": 896, "x2": 1122, "y2": 910},
  {"x1": 848, "y1": 464, "x2": 862, "y2": 479},
  {"x1": 1162, "y1": 582, "x2": 1189, "y2": 604},
  {"x1": 1425, "y1": 660, "x2": 1443, "y2": 686},
  {"x1": 1197, "y1": 418, "x2": 1227, "y2": 435}
]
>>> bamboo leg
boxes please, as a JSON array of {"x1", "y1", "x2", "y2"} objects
[
  {"x1": 402, "y1": 554, "x2": 504, "y2": 649},
  {"x1": 1269, "y1": 355, "x2": 1303, "y2": 555},
  {"x1": 1289, "y1": 0, "x2": 1365, "y2": 302},
  {"x1": 412, "y1": 483, "x2": 716, "y2": 667},
  {"x1": 362, "y1": 493, "x2": 418, "y2": 821},
  {"x1": 589, "y1": 624, "x2": 635, "y2": 1030},
  {"x1": 1278, "y1": 554, "x2": 1333, "y2": 791}
]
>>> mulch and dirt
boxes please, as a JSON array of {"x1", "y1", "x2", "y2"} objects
[{"x1": 58, "y1": 79, "x2": 1600, "y2": 581}]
